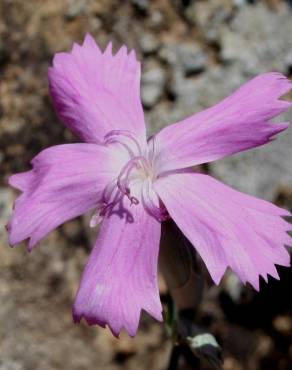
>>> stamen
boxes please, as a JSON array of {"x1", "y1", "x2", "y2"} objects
[
  {"x1": 147, "y1": 135, "x2": 156, "y2": 168},
  {"x1": 130, "y1": 196, "x2": 139, "y2": 205},
  {"x1": 90, "y1": 207, "x2": 104, "y2": 227},
  {"x1": 96, "y1": 155, "x2": 147, "y2": 220},
  {"x1": 97, "y1": 133, "x2": 160, "y2": 220},
  {"x1": 95, "y1": 177, "x2": 125, "y2": 220},
  {"x1": 104, "y1": 130, "x2": 143, "y2": 157},
  {"x1": 142, "y1": 178, "x2": 170, "y2": 222},
  {"x1": 100, "y1": 191, "x2": 123, "y2": 217},
  {"x1": 117, "y1": 155, "x2": 148, "y2": 203},
  {"x1": 104, "y1": 138, "x2": 135, "y2": 158},
  {"x1": 101, "y1": 178, "x2": 118, "y2": 204}
]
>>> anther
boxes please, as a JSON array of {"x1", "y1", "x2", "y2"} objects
[{"x1": 130, "y1": 197, "x2": 139, "y2": 205}]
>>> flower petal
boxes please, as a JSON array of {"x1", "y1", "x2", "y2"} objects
[
  {"x1": 154, "y1": 73, "x2": 292, "y2": 173},
  {"x1": 155, "y1": 172, "x2": 292, "y2": 290},
  {"x1": 73, "y1": 197, "x2": 162, "y2": 337},
  {"x1": 49, "y1": 33, "x2": 146, "y2": 145},
  {"x1": 8, "y1": 143, "x2": 128, "y2": 249}
]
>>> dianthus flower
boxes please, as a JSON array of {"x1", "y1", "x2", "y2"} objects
[{"x1": 7, "y1": 34, "x2": 292, "y2": 337}]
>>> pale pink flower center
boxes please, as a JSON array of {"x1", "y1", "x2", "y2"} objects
[{"x1": 90, "y1": 130, "x2": 168, "y2": 226}]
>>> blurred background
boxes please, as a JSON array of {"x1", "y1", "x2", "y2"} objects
[{"x1": 0, "y1": 0, "x2": 292, "y2": 369}]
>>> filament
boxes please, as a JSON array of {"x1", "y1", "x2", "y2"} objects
[
  {"x1": 104, "y1": 130, "x2": 143, "y2": 157},
  {"x1": 98, "y1": 132, "x2": 166, "y2": 222},
  {"x1": 117, "y1": 156, "x2": 148, "y2": 204}
]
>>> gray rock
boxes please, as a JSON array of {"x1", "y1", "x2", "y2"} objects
[
  {"x1": 140, "y1": 33, "x2": 160, "y2": 55},
  {"x1": 232, "y1": 0, "x2": 248, "y2": 7},
  {"x1": 158, "y1": 43, "x2": 208, "y2": 114},
  {"x1": 0, "y1": 187, "x2": 13, "y2": 243},
  {"x1": 149, "y1": 10, "x2": 164, "y2": 28},
  {"x1": 183, "y1": 0, "x2": 233, "y2": 43},
  {"x1": 146, "y1": 103, "x2": 182, "y2": 135},
  {"x1": 132, "y1": 0, "x2": 149, "y2": 12},
  {"x1": 159, "y1": 43, "x2": 207, "y2": 75},
  {"x1": 141, "y1": 68, "x2": 166, "y2": 108},
  {"x1": 159, "y1": 44, "x2": 179, "y2": 66},
  {"x1": 180, "y1": 45, "x2": 208, "y2": 76},
  {"x1": 284, "y1": 52, "x2": 292, "y2": 73},
  {"x1": 220, "y1": 3, "x2": 292, "y2": 73},
  {"x1": 152, "y1": 3, "x2": 292, "y2": 202},
  {"x1": 204, "y1": 3, "x2": 292, "y2": 200},
  {"x1": 65, "y1": 0, "x2": 86, "y2": 19},
  {"x1": 170, "y1": 71, "x2": 198, "y2": 110},
  {"x1": 0, "y1": 359, "x2": 22, "y2": 370}
]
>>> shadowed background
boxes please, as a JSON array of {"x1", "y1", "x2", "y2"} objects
[{"x1": 0, "y1": 0, "x2": 292, "y2": 369}]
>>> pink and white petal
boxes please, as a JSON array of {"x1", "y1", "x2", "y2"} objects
[
  {"x1": 154, "y1": 73, "x2": 292, "y2": 173},
  {"x1": 8, "y1": 143, "x2": 127, "y2": 249},
  {"x1": 49, "y1": 33, "x2": 146, "y2": 146},
  {"x1": 154, "y1": 172, "x2": 291, "y2": 289},
  {"x1": 73, "y1": 197, "x2": 162, "y2": 337}
]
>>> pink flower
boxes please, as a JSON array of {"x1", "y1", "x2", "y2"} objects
[{"x1": 7, "y1": 34, "x2": 292, "y2": 337}]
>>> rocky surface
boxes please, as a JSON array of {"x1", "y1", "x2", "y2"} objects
[{"x1": 0, "y1": 0, "x2": 292, "y2": 369}]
